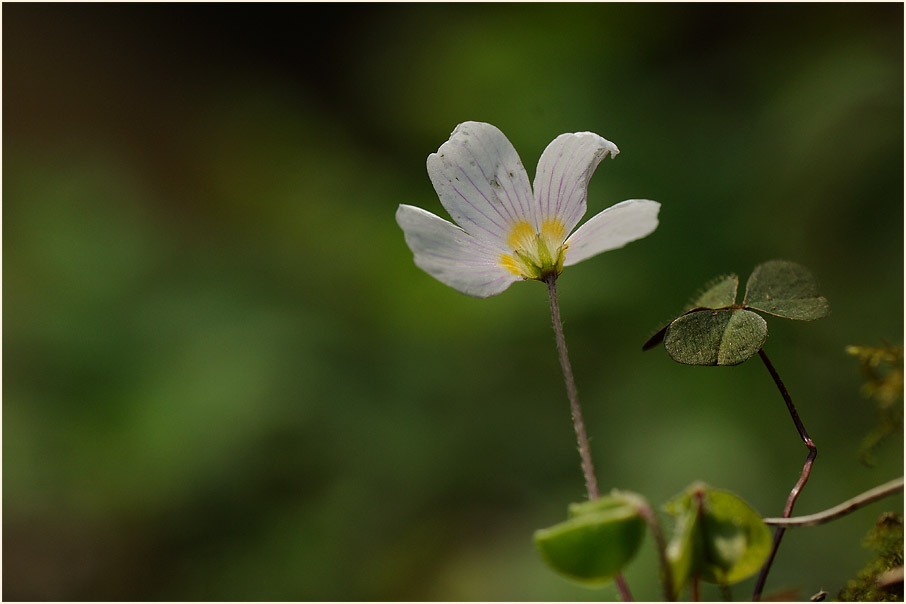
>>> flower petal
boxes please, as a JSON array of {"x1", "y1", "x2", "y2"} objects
[
  {"x1": 427, "y1": 122, "x2": 535, "y2": 247},
  {"x1": 563, "y1": 199, "x2": 660, "y2": 267},
  {"x1": 396, "y1": 204, "x2": 520, "y2": 298},
  {"x1": 533, "y1": 132, "x2": 620, "y2": 235}
]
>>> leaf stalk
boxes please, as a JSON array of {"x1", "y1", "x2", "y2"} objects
[{"x1": 752, "y1": 348, "x2": 817, "y2": 601}]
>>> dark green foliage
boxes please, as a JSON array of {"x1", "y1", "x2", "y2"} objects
[
  {"x1": 645, "y1": 260, "x2": 830, "y2": 366},
  {"x1": 692, "y1": 274, "x2": 739, "y2": 310},
  {"x1": 664, "y1": 309, "x2": 767, "y2": 366},
  {"x1": 743, "y1": 260, "x2": 830, "y2": 321}
]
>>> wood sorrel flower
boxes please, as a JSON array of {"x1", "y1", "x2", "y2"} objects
[{"x1": 396, "y1": 121, "x2": 661, "y2": 297}]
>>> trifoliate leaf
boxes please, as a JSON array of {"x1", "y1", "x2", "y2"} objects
[
  {"x1": 535, "y1": 494, "x2": 647, "y2": 586},
  {"x1": 742, "y1": 260, "x2": 830, "y2": 320},
  {"x1": 664, "y1": 309, "x2": 767, "y2": 366}
]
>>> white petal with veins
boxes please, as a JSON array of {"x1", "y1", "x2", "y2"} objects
[
  {"x1": 564, "y1": 199, "x2": 660, "y2": 266},
  {"x1": 427, "y1": 122, "x2": 535, "y2": 247},
  {"x1": 534, "y1": 132, "x2": 620, "y2": 236},
  {"x1": 396, "y1": 204, "x2": 519, "y2": 298}
]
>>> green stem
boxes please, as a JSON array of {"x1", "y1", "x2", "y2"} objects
[
  {"x1": 764, "y1": 476, "x2": 904, "y2": 527},
  {"x1": 544, "y1": 275, "x2": 634, "y2": 601}
]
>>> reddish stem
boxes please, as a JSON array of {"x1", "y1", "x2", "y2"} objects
[{"x1": 752, "y1": 348, "x2": 817, "y2": 601}]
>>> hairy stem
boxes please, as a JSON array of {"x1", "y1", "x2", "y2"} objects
[
  {"x1": 545, "y1": 275, "x2": 634, "y2": 601},
  {"x1": 545, "y1": 274, "x2": 599, "y2": 499},
  {"x1": 752, "y1": 348, "x2": 818, "y2": 601},
  {"x1": 764, "y1": 476, "x2": 904, "y2": 527}
]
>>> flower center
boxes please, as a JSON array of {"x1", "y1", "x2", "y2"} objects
[{"x1": 499, "y1": 219, "x2": 568, "y2": 280}]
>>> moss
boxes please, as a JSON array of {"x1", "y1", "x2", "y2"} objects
[
  {"x1": 846, "y1": 344, "x2": 904, "y2": 466},
  {"x1": 838, "y1": 513, "x2": 903, "y2": 602}
]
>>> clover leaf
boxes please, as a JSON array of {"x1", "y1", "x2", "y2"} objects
[{"x1": 644, "y1": 260, "x2": 829, "y2": 366}]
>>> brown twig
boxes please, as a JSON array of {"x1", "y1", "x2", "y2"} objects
[{"x1": 752, "y1": 348, "x2": 818, "y2": 601}]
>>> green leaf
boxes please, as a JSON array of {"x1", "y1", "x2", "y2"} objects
[
  {"x1": 642, "y1": 323, "x2": 670, "y2": 351},
  {"x1": 567, "y1": 490, "x2": 647, "y2": 518},
  {"x1": 664, "y1": 309, "x2": 767, "y2": 366},
  {"x1": 664, "y1": 490, "x2": 704, "y2": 597},
  {"x1": 644, "y1": 274, "x2": 740, "y2": 352},
  {"x1": 665, "y1": 484, "x2": 772, "y2": 591},
  {"x1": 691, "y1": 274, "x2": 739, "y2": 309},
  {"x1": 698, "y1": 489, "x2": 772, "y2": 584},
  {"x1": 535, "y1": 494, "x2": 647, "y2": 586},
  {"x1": 742, "y1": 259, "x2": 830, "y2": 320}
]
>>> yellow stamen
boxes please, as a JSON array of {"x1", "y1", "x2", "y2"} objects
[
  {"x1": 499, "y1": 218, "x2": 568, "y2": 280},
  {"x1": 540, "y1": 219, "x2": 567, "y2": 251}
]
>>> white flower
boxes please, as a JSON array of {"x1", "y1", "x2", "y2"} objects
[{"x1": 396, "y1": 121, "x2": 660, "y2": 298}]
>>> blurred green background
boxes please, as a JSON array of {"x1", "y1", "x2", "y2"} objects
[{"x1": 3, "y1": 3, "x2": 903, "y2": 601}]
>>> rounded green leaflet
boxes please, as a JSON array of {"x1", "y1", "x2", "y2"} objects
[
  {"x1": 534, "y1": 493, "x2": 647, "y2": 586},
  {"x1": 664, "y1": 308, "x2": 767, "y2": 366},
  {"x1": 691, "y1": 274, "x2": 739, "y2": 310},
  {"x1": 743, "y1": 259, "x2": 830, "y2": 320}
]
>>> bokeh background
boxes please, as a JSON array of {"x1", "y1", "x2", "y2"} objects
[{"x1": 4, "y1": 3, "x2": 903, "y2": 601}]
